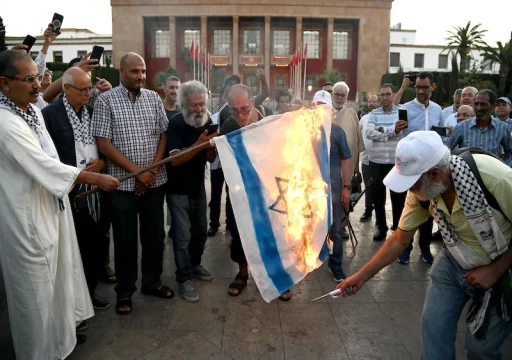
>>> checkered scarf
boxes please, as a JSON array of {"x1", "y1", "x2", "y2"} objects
[
  {"x1": 0, "y1": 91, "x2": 42, "y2": 130},
  {"x1": 63, "y1": 95, "x2": 96, "y2": 146},
  {"x1": 433, "y1": 154, "x2": 510, "y2": 337}
]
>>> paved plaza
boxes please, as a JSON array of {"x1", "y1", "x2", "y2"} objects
[{"x1": 1, "y1": 182, "x2": 511, "y2": 360}]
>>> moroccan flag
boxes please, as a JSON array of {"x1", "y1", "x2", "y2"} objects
[
  {"x1": 288, "y1": 52, "x2": 296, "y2": 67},
  {"x1": 189, "y1": 40, "x2": 195, "y2": 58},
  {"x1": 200, "y1": 48, "x2": 205, "y2": 64},
  {"x1": 194, "y1": 44, "x2": 199, "y2": 60},
  {"x1": 303, "y1": 43, "x2": 308, "y2": 58}
]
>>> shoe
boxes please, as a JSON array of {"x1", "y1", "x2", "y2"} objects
[
  {"x1": 179, "y1": 280, "x2": 200, "y2": 302},
  {"x1": 422, "y1": 250, "x2": 434, "y2": 264},
  {"x1": 193, "y1": 264, "x2": 213, "y2": 281},
  {"x1": 328, "y1": 268, "x2": 347, "y2": 283},
  {"x1": 91, "y1": 293, "x2": 110, "y2": 310},
  {"x1": 76, "y1": 333, "x2": 87, "y2": 345},
  {"x1": 373, "y1": 228, "x2": 388, "y2": 241},
  {"x1": 390, "y1": 225, "x2": 397, "y2": 231},
  {"x1": 207, "y1": 227, "x2": 218, "y2": 237},
  {"x1": 432, "y1": 230, "x2": 442, "y2": 242},
  {"x1": 76, "y1": 320, "x2": 88, "y2": 332},
  {"x1": 397, "y1": 249, "x2": 411, "y2": 264},
  {"x1": 342, "y1": 229, "x2": 349, "y2": 240},
  {"x1": 359, "y1": 212, "x2": 372, "y2": 222}
]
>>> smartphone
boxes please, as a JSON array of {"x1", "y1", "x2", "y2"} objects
[
  {"x1": 406, "y1": 74, "x2": 417, "y2": 85},
  {"x1": 398, "y1": 109, "x2": 408, "y2": 122},
  {"x1": 431, "y1": 126, "x2": 447, "y2": 137},
  {"x1": 22, "y1": 35, "x2": 37, "y2": 53},
  {"x1": 207, "y1": 124, "x2": 219, "y2": 135},
  {"x1": 51, "y1": 13, "x2": 64, "y2": 33},
  {"x1": 90, "y1": 46, "x2": 104, "y2": 64}
]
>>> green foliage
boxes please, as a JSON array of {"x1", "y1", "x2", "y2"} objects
[
  {"x1": 153, "y1": 66, "x2": 181, "y2": 89},
  {"x1": 320, "y1": 69, "x2": 346, "y2": 84},
  {"x1": 0, "y1": 17, "x2": 6, "y2": 52},
  {"x1": 46, "y1": 62, "x2": 69, "y2": 72},
  {"x1": 444, "y1": 21, "x2": 488, "y2": 74},
  {"x1": 211, "y1": 68, "x2": 226, "y2": 93},
  {"x1": 481, "y1": 41, "x2": 512, "y2": 95},
  {"x1": 179, "y1": 47, "x2": 194, "y2": 79}
]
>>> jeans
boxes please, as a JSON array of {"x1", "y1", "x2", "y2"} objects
[
  {"x1": 421, "y1": 247, "x2": 512, "y2": 359},
  {"x1": 110, "y1": 186, "x2": 165, "y2": 298},
  {"x1": 328, "y1": 191, "x2": 344, "y2": 271},
  {"x1": 167, "y1": 193, "x2": 208, "y2": 284},
  {"x1": 369, "y1": 161, "x2": 407, "y2": 230},
  {"x1": 361, "y1": 163, "x2": 374, "y2": 214},
  {"x1": 209, "y1": 168, "x2": 224, "y2": 229}
]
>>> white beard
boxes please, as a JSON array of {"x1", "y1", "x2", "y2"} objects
[
  {"x1": 416, "y1": 178, "x2": 448, "y2": 201},
  {"x1": 183, "y1": 109, "x2": 208, "y2": 128}
]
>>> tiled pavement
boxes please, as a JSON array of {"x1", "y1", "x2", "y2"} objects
[{"x1": 1, "y1": 182, "x2": 511, "y2": 360}]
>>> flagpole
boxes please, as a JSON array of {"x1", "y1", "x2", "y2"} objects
[
  {"x1": 193, "y1": 48, "x2": 196, "y2": 80},
  {"x1": 302, "y1": 43, "x2": 307, "y2": 100}
]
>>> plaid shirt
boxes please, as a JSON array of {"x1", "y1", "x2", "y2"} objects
[{"x1": 90, "y1": 84, "x2": 168, "y2": 191}]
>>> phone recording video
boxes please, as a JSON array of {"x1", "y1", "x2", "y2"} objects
[
  {"x1": 431, "y1": 126, "x2": 447, "y2": 137},
  {"x1": 90, "y1": 46, "x2": 105, "y2": 64},
  {"x1": 398, "y1": 109, "x2": 408, "y2": 123},
  {"x1": 207, "y1": 124, "x2": 219, "y2": 135},
  {"x1": 22, "y1": 35, "x2": 37, "y2": 53},
  {"x1": 51, "y1": 13, "x2": 64, "y2": 34}
]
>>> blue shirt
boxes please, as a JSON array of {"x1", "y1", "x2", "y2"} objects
[
  {"x1": 330, "y1": 123, "x2": 351, "y2": 193},
  {"x1": 400, "y1": 99, "x2": 444, "y2": 137},
  {"x1": 449, "y1": 117, "x2": 512, "y2": 167}
]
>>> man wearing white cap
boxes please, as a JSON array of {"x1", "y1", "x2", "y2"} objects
[{"x1": 336, "y1": 131, "x2": 512, "y2": 358}]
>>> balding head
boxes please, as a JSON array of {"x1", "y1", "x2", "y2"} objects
[
  {"x1": 456, "y1": 104, "x2": 475, "y2": 123},
  {"x1": 367, "y1": 94, "x2": 379, "y2": 111},
  {"x1": 120, "y1": 52, "x2": 144, "y2": 67},
  {"x1": 62, "y1": 67, "x2": 92, "y2": 109},
  {"x1": 461, "y1": 86, "x2": 478, "y2": 107},
  {"x1": 120, "y1": 52, "x2": 146, "y2": 93},
  {"x1": 61, "y1": 67, "x2": 90, "y2": 89}
]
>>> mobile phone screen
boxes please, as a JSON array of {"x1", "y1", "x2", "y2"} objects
[
  {"x1": 431, "y1": 126, "x2": 447, "y2": 137},
  {"x1": 90, "y1": 46, "x2": 104, "y2": 63},
  {"x1": 52, "y1": 13, "x2": 64, "y2": 33},
  {"x1": 22, "y1": 35, "x2": 37, "y2": 52},
  {"x1": 398, "y1": 109, "x2": 408, "y2": 122},
  {"x1": 207, "y1": 124, "x2": 219, "y2": 135}
]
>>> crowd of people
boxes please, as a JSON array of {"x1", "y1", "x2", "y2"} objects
[{"x1": 1, "y1": 25, "x2": 512, "y2": 359}]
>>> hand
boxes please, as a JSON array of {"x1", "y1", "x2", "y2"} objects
[
  {"x1": 77, "y1": 52, "x2": 100, "y2": 72},
  {"x1": 194, "y1": 130, "x2": 217, "y2": 148},
  {"x1": 446, "y1": 126, "x2": 454, "y2": 137},
  {"x1": 136, "y1": 171, "x2": 156, "y2": 188},
  {"x1": 464, "y1": 264, "x2": 502, "y2": 289},
  {"x1": 84, "y1": 159, "x2": 105, "y2": 173},
  {"x1": 95, "y1": 77, "x2": 112, "y2": 93},
  {"x1": 342, "y1": 188, "x2": 351, "y2": 208},
  {"x1": 96, "y1": 174, "x2": 120, "y2": 192},
  {"x1": 335, "y1": 272, "x2": 367, "y2": 297},
  {"x1": 11, "y1": 44, "x2": 28, "y2": 53},
  {"x1": 395, "y1": 120, "x2": 408, "y2": 134},
  {"x1": 401, "y1": 75, "x2": 412, "y2": 89},
  {"x1": 44, "y1": 24, "x2": 59, "y2": 43},
  {"x1": 256, "y1": 68, "x2": 265, "y2": 78},
  {"x1": 377, "y1": 127, "x2": 384, "y2": 133},
  {"x1": 134, "y1": 181, "x2": 148, "y2": 196}
]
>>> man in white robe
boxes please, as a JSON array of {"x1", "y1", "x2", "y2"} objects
[{"x1": 0, "y1": 50, "x2": 120, "y2": 360}]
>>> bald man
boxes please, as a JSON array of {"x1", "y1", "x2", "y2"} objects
[
  {"x1": 444, "y1": 104, "x2": 475, "y2": 128},
  {"x1": 43, "y1": 67, "x2": 112, "y2": 313}
]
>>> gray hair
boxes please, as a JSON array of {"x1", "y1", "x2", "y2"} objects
[
  {"x1": 227, "y1": 84, "x2": 252, "y2": 101},
  {"x1": 178, "y1": 80, "x2": 208, "y2": 108},
  {"x1": 420, "y1": 147, "x2": 451, "y2": 181},
  {"x1": 61, "y1": 71, "x2": 74, "y2": 91},
  {"x1": 333, "y1": 81, "x2": 350, "y2": 95},
  {"x1": 166, "y1": 75, "x2": 180, "y2": 84},
  {"x1": 454, "y1": 88, "x2": 463, "y2": 97},
  {"x1": 462, "y1": 86, "x2": 478, "y2": 96},
  {"x1": 0, "y1": 50, "x2": 32, "y2": 78}
]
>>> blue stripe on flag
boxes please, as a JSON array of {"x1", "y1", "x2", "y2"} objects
[
  {"x1": 227, "y1": 134, "x2": 294, "y2": 294},
  {"x1": 319, "y1": 241, "x2": 330, "y2": 262}
]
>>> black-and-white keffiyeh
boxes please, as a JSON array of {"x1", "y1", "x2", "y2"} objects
[
  {"x1": 63, "y1": 95, "x2": 96, "y2": 146},
  {"x1": 433, "y1": 154, "x2": 510, "y2": 337}
]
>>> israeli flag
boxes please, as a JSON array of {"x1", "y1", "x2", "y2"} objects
[{"x1": 213, "y1": 106, "x2": 333, "y2": 302}]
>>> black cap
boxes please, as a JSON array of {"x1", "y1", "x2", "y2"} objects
[{"x1": 321, "y1": 82, "x2": 333, "y2": 88}]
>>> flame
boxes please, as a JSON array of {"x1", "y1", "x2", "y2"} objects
[{"x1": 282, "y1": 106, "x2": 328, "y2": 272}]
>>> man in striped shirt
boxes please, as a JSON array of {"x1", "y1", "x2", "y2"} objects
[
  {"x1": 449, "y1": 90, "x2": 512, "y2": 167},
  {"x1": 366, "y1": 83, "x2": 408, "y2": 241}
]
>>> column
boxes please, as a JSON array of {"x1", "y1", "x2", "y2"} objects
[
  {"x1": 295, "y1": 17, "x2": 302, "y2": 51},
  {"x1": 201, "y1": 16, "x2": 207, "y2": 51},
  {"x1": 233, "y1": 16, "x2": 239, "y2": 75},
  {"x1": 169, "y1": 16, "x2": 176, "y2": 68},
  {"x1": 264, "y1": 16, "x2": 271, "y2": 80},
  {"x1": 327, "y1": 18, "x2": 334, "y2": 71}
]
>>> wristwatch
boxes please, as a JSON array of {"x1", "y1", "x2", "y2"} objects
[{"x1": 343, "y1": 184, "x2": 352, "y2": 190}]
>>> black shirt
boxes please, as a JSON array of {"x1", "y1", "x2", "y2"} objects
[
  {"x1": 166, "y1": 113, "x2": 212, "y2": 197},
  {"x1": 165, "y1": 104, "x2": 182, "y2": 122}
]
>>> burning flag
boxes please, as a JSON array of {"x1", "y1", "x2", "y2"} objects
[{"x1": 213, "y1": 106, "x2": 333, "y2": 302}]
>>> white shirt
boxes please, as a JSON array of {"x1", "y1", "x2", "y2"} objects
[{"x1": 359, "y1": 114, "x2": 372, "y2": 165}]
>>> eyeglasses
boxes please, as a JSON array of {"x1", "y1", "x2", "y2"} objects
[
  {"x1": 333, "y1": 93, "x2": 347, "y2": 99},
  {"x1": 231, "y1": 107, "x2": 251, "y2": 117},
  {"x1": 5, "y1": 74, "x2": 43, "y2": 83},
  {"x1": 380, "y1": 92, "x2": 393, "y2": 98},
  {"x1": 44, "y1": 70, "x2": 53, "y2": 76},
  {"x1": 67, "y1": 84, "x2": 93, "y2": 95},
  {"x1": 414, "y1": 85, "x2": 431, "y2": 91}
]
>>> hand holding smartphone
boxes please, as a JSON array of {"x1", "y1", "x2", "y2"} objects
[
  {"x1": 207, "y1": 124, "x2": 219, "y2": 135},
  {"x1": 431, "y1": 126, "x2": 448, "y2": 137},
  {"x1": 90, "y1": 46, "x2": 104, "y2": 64},
  {"x1": 51, "y1": 13, "x2": 64, "y2": 34},
  {"x1": 22, "y1": 35, "x2": 37, "y2": 53}
]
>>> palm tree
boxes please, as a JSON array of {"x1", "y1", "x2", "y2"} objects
[
  {"x1": 481, "y1": 41, "x2": 512, "y2": 96},
  {"x1": 321, "y1": 69, "x2": 346, "y2": 84},
  {"x1": 444, "y1": 22, "x2": 488, "y2": 74}
]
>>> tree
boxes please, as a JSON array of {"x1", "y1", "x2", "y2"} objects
[
  {"x1": 320, "y1": 69, "x2": 346, "y2": 84},
  {"x1": 481, "y1": 41, "x2": 512, "y2": 96},
  {"x1": 0, "y1": 17, "x2": 6, "y2": 52},
  {"x1": 444, "y1": 21, "x2": 488, "y2": 74},
  {"x1": 153, "y1": 66, "x2": 181, "y2": 89}
]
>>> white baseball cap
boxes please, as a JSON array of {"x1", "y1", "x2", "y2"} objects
[
  {"x1": 312, "y1": 90, "x2": 332, "y2": 105},
  {"x1": 383, "y1": 131, "x2": 446, "y2": 193}
]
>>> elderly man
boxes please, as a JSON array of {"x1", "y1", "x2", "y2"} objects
[
  {"x1": 442, "y1": 88, "x2": 462, "y2": 121},
  {"x1": 91, "y1": 52, "x2": 173, "y2": 315},
  {"x1": 449, "y1": 90, "x2": 512, "y2": 167},
  {"x1": 338, "y1": 131, "x2": 512, "y2": 359},
  {"x1": 0, "y1": 50, "x2": 119, "y2": 359},
  {"x1": 496, "y1": 97, "x2": 511, "y2": 122},
  {"x1": 43, "y1": 67, "x2": 111, "y2": 312},
  {"x1": 167, "y1": 81, "x2": 217, "y2": 302},
  {"x1": 445, "y1": 87, "x2": 478, "y2": 128}
]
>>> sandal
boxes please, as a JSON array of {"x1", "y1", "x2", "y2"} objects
[
  {"x1": 99, "y1": 266, "x2": 117, "y2": 284},
  {"x1": 141, "y1": 285, "x2": 175, "y2": 299},
  {"x1": 228, "y1": 273, "x2": 248, "y2": 297},
  {"x1": 116, "y1": 298, "x2": 132, "y2": 315},
  {"x1": 279, "y1": 289, "x2": 292, "y2": 301}
]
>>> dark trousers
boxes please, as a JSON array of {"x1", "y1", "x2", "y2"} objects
[
  {"x1": 225, "y1": 184, "x2": 235, "y2": 229},
  {"x1": 209, "y1": 168, "x2": 224, "y2": 229},
  {"x1": 226, "y1": 190, "x2": 247, "y2": 265},
  {"x1": 110, "y1": 186, "x2": 165, "y2": 298},
  {"x1": 328, "y1": 192, "x2": 344, "y2": 270},
  {"x1": 361, "y1": 163, "x2": 374, "y2": 214},
  {"x1": 408, "y1": 215, "x2": 433, "y2": 252},
  {"x1": 369, "y1": 161, "x2": 407, "y2": 230}
]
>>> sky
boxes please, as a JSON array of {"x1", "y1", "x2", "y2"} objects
[{"x1": 3, "y1": 0, "x2": 510, "y2": 46}]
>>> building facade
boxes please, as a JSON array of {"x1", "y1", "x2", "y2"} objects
[{"x1": 110, "y1": 0, "x2": 393, "y2": 100}]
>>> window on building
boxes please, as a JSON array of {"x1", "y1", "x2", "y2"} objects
[
  {"x1": 414, "y1": 53, "x2": 424, "y2": 68},
  {"x1": 214, "y1": 29, "x2": 231, "y2": 55},
  {"x1": 153, "y1": 29, "x2": 170, "y2": 58},
  {"x1": 333, "y1": 31, "x2": 349, "y2": 59},
  {"x1": 402, "y1": 37, "x2": 407, "y2": 44},
  {"x1": 184, "y1": 29, "x2": 201, "y2": 49},
  {"x1": 272, "y1": 30, "x2": 291, "y2": 55},
  {"x1": 53, "y1": 51, "x2": 63, "y2": 63},
  {"x1": 30, "y1": 52, "x2": 38, "y2": 60},
  {"x1": 438, "y1": 54, "x2": 448, "y2": 69},
  {"x1": 77, "y1": 50, "x2": 87, "y2": 59},
  {"x1": 103, "y1": 51, "x2": 112, "y2": 65},
  {"x1": 276, "y1": 76, "x2": 286, "y2": 88},
  {"x1": 244, "y1": 75, "x2": 259, "y2": 95},
  {"x1": 244, "y1": 30, "x2": 261, "y2": 55},
  {"x1": 390, "y1": 52, "x2": 400, "y2": 67},
  {"x1": 303, "y1": 30, "x2": 320, "y2": 59}
]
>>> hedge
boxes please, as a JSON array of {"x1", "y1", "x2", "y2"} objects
[{"x1": 47, "y1": 63, "x2": 120, "y2": 87}]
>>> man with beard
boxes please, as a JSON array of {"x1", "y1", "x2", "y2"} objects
[
  {"x1": 163, "y1": 75, "x2": 181, "y2": 120},
  {"x1": 337, "y1": 131, "x2": 512, "y2": 359},
  {"x1": 366, "y1": 85, "x2": 408, "y2": 241},
  {"x1": 166, "y1": 80, "x2": 217, "y2": 302},
  {"x1": 91, "y1": 52, "x2": 174, "y2": 315},
  {"x1": 449, "y1": 90, "x2": 512, "y2": 167}
]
